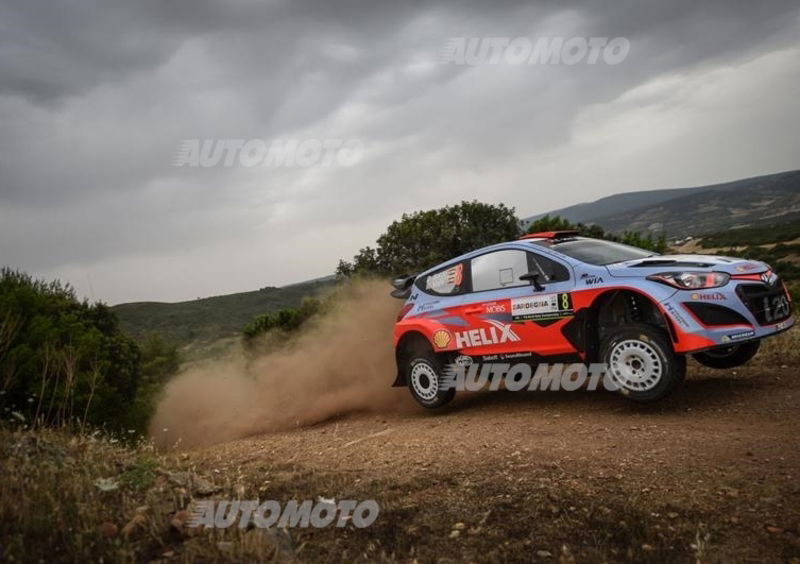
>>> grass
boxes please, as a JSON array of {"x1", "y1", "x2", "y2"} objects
[{"x1": 0, "y1": 426, "x2": 708, "y2": 563}]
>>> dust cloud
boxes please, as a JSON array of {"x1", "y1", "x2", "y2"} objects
[{"x1": 149, "y1": 279, "x2": 416, "y2": 448}]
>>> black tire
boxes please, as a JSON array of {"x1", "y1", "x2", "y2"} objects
[
  {"x1": 404, "y1": 343, "x2": 456, "y2": 409},
  {"x1": 693, "y1": 340, "x2": 760, "y2": 369},
  {"x1": 600, "y1": 323, "x2": 686, "y2": 403}
]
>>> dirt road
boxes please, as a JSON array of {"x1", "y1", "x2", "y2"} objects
[{"x1": 181, "y1": 362, "x2": 800, "y2": 562}]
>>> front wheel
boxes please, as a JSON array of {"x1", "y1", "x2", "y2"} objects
[
  {"x1": 693, "y1": 340, "x2": 760, "y2": 369},
  {"x1": 405, "y1": 346, "x2": 455, "y2": 409},
  {"x1": 600, "y1": 323, "x2": 685, "y2": 403}
]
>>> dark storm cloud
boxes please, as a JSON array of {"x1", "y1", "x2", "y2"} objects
[{"x1": 0, "y1": 0, "x2": 798, "y2": 302}]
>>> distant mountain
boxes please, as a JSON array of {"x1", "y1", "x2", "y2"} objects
[
  {"x1": 522, "y1": 170, "x2": 800, "y2": 236},
  {"x1": 117, "y1": 170, "x2": 800, "y2": 348},
  {"x1": 113, "y1": 277, "x2": 335, "y2": 346}
]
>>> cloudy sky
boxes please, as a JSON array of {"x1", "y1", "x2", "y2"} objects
[{"x1": 1, "y1": 0, "x2": 798, "y2": 304}]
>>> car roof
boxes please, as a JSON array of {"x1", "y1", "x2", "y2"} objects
[{"x1": 417, "y1": 236, "x2": 583, "y2": 277}]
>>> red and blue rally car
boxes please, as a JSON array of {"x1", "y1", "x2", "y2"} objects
[{"x1": 392, "y1": 231, "x2": 793, "y2": 407}]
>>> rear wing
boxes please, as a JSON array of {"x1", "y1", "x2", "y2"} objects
[{"x1": 390, "y1": 274, "x2": 417, "y2": 299}]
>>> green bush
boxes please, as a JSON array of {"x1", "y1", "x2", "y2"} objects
[
  {"x1": 241, "y1": 296, "x2": 327, "y2": 346},
  {"x1": 0, "y1": 269, "x2": 179, "y2": 435}
]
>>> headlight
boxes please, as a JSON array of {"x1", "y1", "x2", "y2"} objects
[{"x1": 647, "y1": 271, "x2": 730, "y2": 289}]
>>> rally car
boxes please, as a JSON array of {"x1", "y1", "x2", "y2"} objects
[{"x1": 391, "y1": 231, "x2": 794, "y2": 407}]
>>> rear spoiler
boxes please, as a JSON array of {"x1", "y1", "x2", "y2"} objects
[{"x1": 390, "y1": 274, "x2": 417, "y2": 299}]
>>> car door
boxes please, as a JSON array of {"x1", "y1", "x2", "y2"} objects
[{"x1": 453, "y1": 248, "x2": 577, "y2": 357}]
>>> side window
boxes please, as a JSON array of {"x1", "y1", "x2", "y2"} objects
[
  {"x1": 419, "y1": 262, "x2": 466, "y2": 295},
  {"x1": 528, "y1": 252, "x2": 570, "y2": 283},
  {"x1": 470, "y1": 250, "x2": 529, "y2": 292}
]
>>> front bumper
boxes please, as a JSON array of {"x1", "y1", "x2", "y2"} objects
[{"x1": 659, "y1": 280, "x2": 794, "y2": 354}]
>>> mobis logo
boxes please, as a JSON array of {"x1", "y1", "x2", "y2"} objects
[{"x1": 455, "y1": 320, "x2": 520, "y2": 348}]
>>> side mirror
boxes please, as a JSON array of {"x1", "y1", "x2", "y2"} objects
[{"x1": 520, "y1": 272, "x2": 545, "y2": 291}]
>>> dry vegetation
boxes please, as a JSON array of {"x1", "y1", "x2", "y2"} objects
[{"x1": 3, "y1": 328, "x2": 800, "y2": 562}]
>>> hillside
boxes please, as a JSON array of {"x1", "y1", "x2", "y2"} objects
[
  {"x1": 113, "y1": 170, "x2": 800, "y2": 348},
  {"x1": 113, "y1": 277, "x2": 336, "y2": 346},
  {"x1": 523, "y1": 169, "x2": 800, "y2": 236}
]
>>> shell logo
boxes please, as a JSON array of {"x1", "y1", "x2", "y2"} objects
[{"x1": 432, "y1": 329, "x2": 452, "y2": 349}]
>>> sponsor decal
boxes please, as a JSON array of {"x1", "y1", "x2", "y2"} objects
[
  {"x1": 426, "y1": 263, "x2": 463, "y2": 293},
  {"x1": 432, "y1": 329, "x2": 452, "y2": 349},
  {"x1": 454, "y1": 355, "x2": 473, "y2": 367},
  {"x1": 454, "y1": 320, "x2": 520, "y2": 348},
  {"x1": 725, "y1": 330, "x2": 755, "y2": 342},
  {"x1": 664, "y1": 302, "x2": 690, "y2": 328},
  {"x1": 763, "y1": 294, "x2": 791, "y2": 323},
  {"x1": 690, "y1": 292, "x2": 726, "y2": 301},
  {"x1": 483, "y1": 301, "x2": 508, "y2": 313},
  {"x1": 417, "y1": 301, "x2": 439, "y2": 313},
  {"x1": 480, "y1": 351, "x2": 534, "y2": 361},
  {"x1": 580, "y1": 273, "x2": 604, "y2": 285},
  {"x1": 511, "y1": 293, "x2": 573, "y2": 321}
]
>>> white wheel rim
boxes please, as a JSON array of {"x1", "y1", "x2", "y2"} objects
[
  {"x1": 410, "y1": 362, "x2": 438, "y2": 401},
  {"x1": 609, "y1": 339, "x2": 663, "y2": 392}
]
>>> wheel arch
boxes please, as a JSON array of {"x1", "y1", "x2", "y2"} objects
[
  {"x1": 583, "y1": 288, "x2": 677, "y2": 362},
  {"x1": 393, "y1": 330, "x2": 433, "y2": 386}
]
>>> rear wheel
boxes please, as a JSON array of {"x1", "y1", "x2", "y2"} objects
[
  {"x1": 600, "y1": 323, "x2": 685, "y2": 402},
  {"x1": 694, "y1": 341, "x2": 760, "y2": 369},
  {"x1": 404, "y1": 343, "x2": 455, "y2": 409}
]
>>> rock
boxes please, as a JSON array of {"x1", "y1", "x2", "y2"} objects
[
  {"x1": 452, "y1": 522, "x2": 466, "y2": 530},
  {"x1": 449, "y1": 530, "x2": 461, "y2": 538},
  {"x1": 536, "y1": 549, "x2": 552, "y2": 558},
  {"x1": 667, "y1": 512, "x2": 679, "y2": 519},
  {"x1": 98, "y1": 522, "x2": 118, "y2": 538},
  {"x1": 560, "y1": 545, "x2": 576, "y2": 564},
  {"x1": 641, "y1": 544, "x2": 653, "y2": 552},
  {"x1": 765, "y1": 525, "x2": 783, "y2": 534},
  {"x1": 94, "y1": 477, "x2": 119, "y2": 492}
]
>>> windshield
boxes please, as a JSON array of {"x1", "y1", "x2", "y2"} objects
[{"x1": 540, "y1": 238, "x2": 656, "y2": 265}]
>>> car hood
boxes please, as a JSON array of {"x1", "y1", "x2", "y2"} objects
[{"x1": 605, "y1": 254, "x2": 769, "y2": 277}]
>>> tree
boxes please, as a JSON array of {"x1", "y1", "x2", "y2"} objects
[
  {"x1": 337, "y1": 201, "x2": 521, "y2": 276},
  {"x1": 0, "y1": 268, "x2": 178, "y2": 434},
  {"x1": 525, "y1": 216, "x2": 668, "y2": 253}
]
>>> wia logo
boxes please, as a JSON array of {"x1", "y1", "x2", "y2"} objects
[{"x1": 455, "y1": 320, "x2": 520, "y2": 348}]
